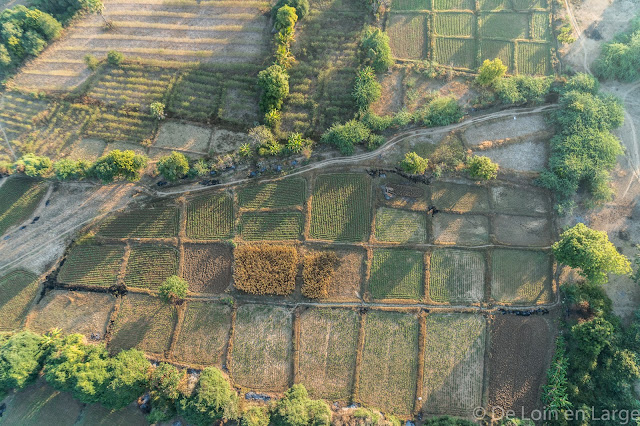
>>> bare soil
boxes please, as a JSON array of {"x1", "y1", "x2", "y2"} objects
[
  {"x1": 182, "y1": 243, "x2": 232, "y2": 294},
  {"x1": 210, "y1": 128, "x2": 253, "y2": 154},
  {"x1": 463, "y1": 115, "x2": 547, "y2": 147},
  {"x1": 478, "y1": 139, "x2": 548, "y2": 172},
  {"x1": 492, "y1": 215, "x2": 551, "y2": 247},
  {"x1": 154, "y1": 121, "x2": 212, "y2": 152},
  {"x1": 433, "y1": 213, "x2": 490, "y2": 246}
]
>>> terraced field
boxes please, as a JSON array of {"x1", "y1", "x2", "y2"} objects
[
  {"x1": 186, "y1": 193, "x2": 234, "y2": 240},
  {"x1": 57, "y1": 243, "x2": 125, "y2": 287},
  {"x1": 0, "y1": 93, "x2": 49, "y2": 161},
  {"x1": 0, "y1": 269, "x2": 39, "y2": 331},
  {"x1": 0, "y1": 178, "x2": 48, "y2": 236}
]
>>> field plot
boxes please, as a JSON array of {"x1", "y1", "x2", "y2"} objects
[
  {"x1": 421, "y1": 314, "x2": 485, "y2": 415},
  {"x1": 238, "y1": 178, "x2": 306, "y2": 210},
  {"x1": 298, "y1": 308, "x2": 359, "y2": 400},
  {"x1": 153, "y1": 121, "x2": 211, "y2": 153},
  {"x1": 230, "y1": 304, "x2": 293, "y2": 391},
  {"x1": 369, "y1": 249, "x2": 424, "y2": 300},
  {"x1": 358, "y1": 311, "x2": 419, "y2": 415},
  {"x1": 392, "y1": 0, "x2": 430, "y2": 9},
  {"x1": 434, "y1": 37, "x2": 476, "y2": 70},
  {"x1": 479, "y1": 12, "x2": 528, "y2": 39},
  {"x1": 320, "y1": 247, "x2": 366, "y2": 300},
  {"x1": 0, "y1": 270, "x2": 39, "y2": 331},
  {"x1": 26, "y1": 290, "x2": 116, "y2": 339},
  {"x1": 233, "y1": 244, "x2": 298, "y2": 296},
  {"x1": 182, "y1": 243, "x2": 232, "y2": 293},
  {"x1": 479, "y1": 40, "x2": 514, "y2": 72},
  {"x1": 85, "y1": 109, "x2": 156, "y2": 144},
  {"x1": 463, "y1": 114, "x2": 547, "y2": 146},
  {"x1": 433, "y1": 0, "x2": 474, "y2": 9},
  {"x1": 109, "y1": 294, "x2": 177, "y2": 356},
  {"x1": 0, "y1": 93, "x2": 49, "y2": 160},
  {"x1": 434, "y1": 12, "x2": 474, "y2": 37},
  {"x1": 517, "y1": 42, "x2": 550, "y2": 75},
  {"x1": 489, "y1": 314, "x2": 554, "y2": 416},
  {"x1": 172, "y1": 301, "x2": 231, "y2": 367},
  {"x1": 97, "y1": 205, "x2": 179, "y2": 238},
  {"x1": 124, "y1": 245, "x2": 179, "y2": 290},
  {"x1": 433, "y1": 214, "x2": 489, "y2": 246},
  {"x1": 0, "y1": 178, "x2": 48, "y2": 236},
  {"x1": 491, "y1": 249, "x2": 552, "y2": 304},
  {"x1": 374, "y1": 207, "x2": 427, "y2": 243},
  {"x1": 310, "y1": 174, "x2": 371, "y2": 242},
  {"x1": 387, "y1": 14, "x2": 428, "y2": 60},
  {"x1": 493, "y1": 215, "x2": 551, "y2": 246},
  {"x1": 12, "y1": 0, "x2": 271, "y2": 91},
  {"x1": 480, "y1": 139, "x2": 548, "y2": 172},
  {"x1": 238, "y1": 211, "x2": 304, "y2": 241},
  {"x1": 186, "y1": 193, "x2": 234, "y2": 240},
  {"x1": 77, "y1": 404, "x2": 148, "y2": 426},
  {"x1": 431, "y1": 182, "x2": 490, "y2": 213},
  {"x1": 478, "y1": 0, "x2": 510, "y2": 10},
  {"x1": 57, "y1": 243, "x2": 124, "y2": 287},
  {"x1": 429, "y1": 249, "x2": 484, "y2": 303}
]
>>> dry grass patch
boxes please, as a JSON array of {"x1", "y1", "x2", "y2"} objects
[
  {"x1": 431, "y1": 182, "x2": 490, "y2": 214},
  {"x1": 154, "y1": 121, "x2": 212, "y2": 152},
  {"x1": 210, "y1": 129, "x2": 253, "y2": 153},
  {"x1": 63, "y1": 138, "x2": 107, "y2": 160},
  {"x1": 374, "y1": 207, "x2": 427, "y2": 243},
  {"x1": 302, "y1": 251, "x2": 339, "y2": 299},
  {"x1": 491, "y1": 249, "x2": 552, "y2": 305},
  {"x1": 182, "y1": 243, "x2": 232, "y2": 293},
  {"x1": 0, "y1": 178, "x2": 48, "y2": 236},
  {"x1": 433, "y1": 213, "x2": 489, "y2": 246},
  {"x1": 493, "y1": 215, "x2": 551, "y2": 247},
  {"x1": 0, "y1": 270, "x2": 39, "y2": 331},
  {"x1": 490, "y1": 185, "x2": 549, "y2": 216},
  {"x1": 463, "y1": 115, "x2": 547, "y2": 146},
  {"x1": 233, "y1": 244, "x2": 298, "y2": 296}
]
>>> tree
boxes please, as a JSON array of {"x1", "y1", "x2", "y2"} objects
[
  {"x1": 150, "y1": 102, "x2": 165, "y2": 120},
  {"x1": 272, "y1": 0, "x2": 309, "y2": 20},
  {"x1": 542, "y1": 337, "x2": 572, "y2": 415},
  {"x1": 0, "y1": 331, "x2": 45, "y2": 393},
  {"x1": 242, "y1": 406, "x2": 270, "y2": 426},
  {"x1": 177, "y1": 367, "x2": 238, "y2": 426},
  {"x1": 157, "y1": 151, "x2": 189, "y2": 182},
  {"x1": 358, "y1": 26, "x2": 393, "y2": 73},
  {"x1": 12, "y1": 153, "x2": 52, "y2": 177},
  {"x1": 286, "y1": 132, "x2": 306, "y2": 153},
  {"x1": 101, "y1": 349, "x2": 150, "y2": 410},
  {"x1": 275, "y1": 5, "x2": 297, "y2": 32},
  {"x1": 147, "y1": 362, "x2": 184, "y2": 423},
  {"x1": 553, "y1": 223, "x2": 631, "y2": 283},
  {"x1": 320, "y1": 119, "x2": 371, "y2": 155},
  {"x1": 158, "y1": 275, "x2": 188, "y2": 303},
  {"x1": 353, "y1": 66, "x2": 381, "y2": 111},
  {"x1": 257, "y1": 64, "x2": 289, "y2": 114},
  {"x1": 271, "y1": 384, "x2": 331, "y2": 426},
  {"x1": 84, "y1": 53, "x2": 98, "y2": 70},
  {"x1": 53, "y1": 158, "x2": 91, "y2": 180},
  {"x1": 552, "y1": 90, "x2": 624, "y2": 135},
  {"x1": 400, "y1": 151, "x2": 428, "y2": 174},
  {"x1": 90, "y1": 149, "x2": 148, "y2": 183},
  {"x1": 476, "y1": 58, "x2": 507, "y2": 86},
  {"x1": 467, "y1": 156, "x2": 498, "y2": 180},
  {"x1": 562, "y1": 73, "x2": 599, "y2": 94},
  {"x1": 107, "y1": 50, "x2": 123, "y2": 65},
  {"x1": 493, "y1": 75, "x2": 552, "y2": 105}
]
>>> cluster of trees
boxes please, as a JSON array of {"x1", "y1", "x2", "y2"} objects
[
  {"x1": 476, "y1": 58, "x2": 553, "y2": 105},
  {"x1": 31, "y1": 0, "x2": 103, "y2": 25},
  {"x1": 593, "y1": 15, "x2": 640, "y2": 82},
  {"x1": 399, "y1": 150, "x2": 498, "y2": 180},
  {"x1": 538, "y1": 73, "x2": 625, "y2": 213}
]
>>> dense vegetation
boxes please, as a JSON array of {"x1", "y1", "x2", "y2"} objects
[{"x1": 593, "y1": 15, "x2": 640, "y2": 82}]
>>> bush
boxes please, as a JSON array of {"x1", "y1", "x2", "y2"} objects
[
  {"x1": 12, "y1": 153, "x2": 52, "y2": 177},
  {"x1": 53, "y1": 158, "x2": 91, "y2": 180},
  {"x1": 358, "y1": 26, "x2": 393, "y2": 73},
  {"x1": 177, "y1": 367, "x2": 238, "y2": 426},
  {"x1": 418, "y1": 96, "x2": 463, "y2": 127},
  {"x1": 157, "y1": 151, "x2": 189, "y2": 182},
  {"x1": 360, "y1": 110, "x2": 393, "y2": 132},
  {"x1": 31, "y1": 0, "x2": 103, "y2": 24},
  {"x1": 400, "y1": 151, "x2": 429, "y2": 174},
  {"x1": 275, "y1": 5, "x2": 297, "y2": 32},
  {"x1": 84, "y1": 53, "x2": 98, "y2": 70},
  {"x1": 271, "y1": 384, "x2": 331, "y2": 426},
  {"x1": 286, "y1": 132, "x2": 308, "y2": 154},
  {"x1": 101, "y1": 349, "x2": 150, "y2": 410},
  {"x1": 593, "y1": 17, "x2": 640, "y2": 82},
  {"x1": 467, "y1": 155, "x2": 498, "y2": 180},
  {"x1": 150, "y1": 102, "x2": 165, "y2": 120},
  {"x1": 0, "y1": 331, "x2": 45, "y2": 393},
  {"x1": 562, "y1": 72, "x2": 599, "y2": 94},
  {"x1": 422, "y1": 416, "x2": 476, "y2": 425},
  {"x1": 107, "y1": 50, "x2": 124, "y2": 65},
  {"x1": 148, "y1": 362, "x2": 184, "y2": 423},
  {"x1": 258, "y1": 64, "x2": 289, "y2": 114},
  {"x1": 272, "y1": 0, "x2": 309, "y2": 20},
  {"x1": 476, "y1": 58, "x2": 507, "y2": 87},
  {"x1": 158, "y1": 275, "x2": 189, "y2": 303},
  {"x1": 494, "y1": 75, "x2": 553, "y2": 105},
  {"x1": 242, "y1": 406, "x2": 271, "y2": 426},
  {"x1": 320, "y1": 119, "x2": 371, "y2": 155},
  {"x1": 233, "y1": 244, "x2": 299, "y2": 296},
  {"x1": 353, "y1": 66, "x2": 381, "y2": 111},
  {"x1": 552, "y1": 90, "x2": 624, "y2": 135},
  {"x1": 302, "y1": 251, "x2": 338, "y2": 299},
  {"x1": 90, "y1": 149, "x2": 148, "y2": 183}
]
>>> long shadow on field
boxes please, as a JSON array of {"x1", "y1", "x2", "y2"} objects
[{"x1": 108, "y1": 316, "x2": 153, "y2": 354}]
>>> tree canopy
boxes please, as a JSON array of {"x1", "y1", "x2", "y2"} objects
[
  {"x1": 353, "y1": 66, "x2": 381, "y2": 111},
  {"x1": 257, "y1": 64, "x2": 290, "y2": 114},
  {"x1": 177, "y1": 367, "x2": 238, "y2": 426},
  {"x1": 400, "y1": 151, "x2": 429, "y2": 174},
  {"x1": 90, "y1": 149, "x2": 148, "y2": 183},
  {"x1": 476, "y1": 58, "x2": 507, "y2": 87},
  {"x1": 358, "y1": 26, "x2": 393, "y2": 73},
  {"x1": 159, "y1": 275, "x2": 189, "y2": 303},
  {"x1": 466, "y1": 155, "x2": 498, "y2": 180},
  {"x1": 271, "y1": 384, "x2": 331, "y2": 426},
  {"x1": 157, "y1": 151, "x2": 189, "y2": 182}
]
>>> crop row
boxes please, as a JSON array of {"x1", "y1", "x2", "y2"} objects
[
  {"x1": 0, "y1": 179, "x2": 48, "y2": 236},
  {"x1": 97, "y1": 206, "x2": 180, "y2": 238},
  {"x1": 238, "y1": 178, "x2": 306, "y2": 210},
  {"x1": 238, "y1": 211, "x2": 304, "y2": 241},
  {"x1": 57, "y1": 243, "x2": 125, "y2": 287},
  {"x1": 124, "y1": 245, "x2": 179, "y2": 290}
]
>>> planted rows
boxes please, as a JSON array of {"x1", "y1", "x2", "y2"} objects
[
  {"x1": 238, "y1": 178, "x2": 306, "y2": 210},
  {"x1": 124, "y1": 245, "x2": 179, "y2": 290},
  {"x1": 238, "y1": 211, "x2": 303, "y2": 241},
  {"x1": 0, "y1": 269, "x2": 39, "y2": 331},
  {"x1": 98, "y1": 206, "x2": 179, "y2": 238},
  {"x1": 0, "y1": 178, "x2": 48, "y2": 236},
  {"x1": 186, "y1": 193, "x2": 234, "y2": 240},
  {"x1": 57, "y1": 244, "x2": 124, "y2": 287},
  {"x1": 369, "y1": 249, "x2": 424, "y2": 300}
]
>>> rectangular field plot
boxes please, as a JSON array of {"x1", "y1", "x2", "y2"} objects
[
  {"x1": 422, "y1": 314, "x2": 486, "y2": 415},
  {"x1": 310, "y1": 174, "x2": 371, "y2": 242},
  {"x1": 490, "y1": 186, "x2": 548, "y2": 216},
  {"x1": 86, "y1": 109, "x2": 156, "y2": 144},
  {"x1": 480, "y1": 40, "x2": 514, "y2": 72},
  {"x1": 186, "y1": 193, "x2": 234, "y2": 240},
  {"x1": 512, "y1": 0, "x2": 547, "y2": 9},
  {"x1": 434, "y1": 13, "x2": 474, "y2": 37},
  {"x1": 429, "y1": 249, "x2": 485, "y2": 303},
  {"x1": 434, "y1": 37, "x2": 476, "y2": 69},
  {"x1": 124, "y1": 245, "x2": 179, "y2": 290},
  {"x1": 0, "y1": 93, "x2": 49, "y2": 153},
  {"x1": 387, "y1": 14, "x2": 428, "y2": 60},
  {"x1": 478, "y1": 0, "x2": 511, "y2": 10},
  {"x1": 531, "y1": 12, "x2": 551, "y2": 40},
  {"x1": 517, "y1": 42, "x2": 550, "y2": 75},
  {"x1": 108, "y1": 294, "x2": 177, "y2": 356},
  {"x1": 182, "y1": 243, "x2": 232, "y2": 294},
  {"x1": 0, "y1": 178, "x2": 48, "y2": 236},
  {"x1": 479, "y1": 12, "x2": 528, "y2": 39},
  {"x1": 238, "y1": 211, "x2": 304, "y2": 241},
  {"x1": 493, "y1": 215, "x2": 551, "y2": 247},
  {"x1": 433, "y1": 214, "x2": 489, "y2": 246},
  {"x1": 322, "y1": 247, "x2": 366, "y2": 301},
  {"x1": 491, "y1": 249, "x2": 552, "y2": 304},
  {"x1": 431, "y1": 182, "x2": 490, "y2": 213},
  {"x1": 433, "y1": 0, "x2": 475, "y2": 9},
  {"x1": 0, "y1": 270, "x2": 39, "y2": 331},
  {"x1": 392, "y1": 0, "x2": 430, "y2": 10},
  {"x1": 298, "y1": 308, "x2": 359, "y2": 400},
  {"x1": 26, "y1": 290, "x2": 115, "y2": 339},
  {"x1": 97, "y1": 206, "x2": 179, "y2": 238},
  {"x1": 230, "y1": 304, "x2": 293, "y2": 391},
  {"x1": 238, "y1": 178, "x2": 306, "y2": 210},
  {"x1": 172, "y1": 301, "x2": 231, "y2": 367},
  {"x1": 58, "y1": 243, "x2": 124, "y2": 287},
  {"x1": 369, "y1": 249, "x2": 424, "y2": 300},
  {"x1": 374, "y1": 207, "x2": 427, "y2": 243},
  {"x1": 154, "y1": 121, "x2": 212, "y2": 152},
  {"x1": 358, "y1": 311, "x2": 419, "y2": 415}
]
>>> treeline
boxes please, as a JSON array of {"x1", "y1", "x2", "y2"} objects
[{"x1": 593, "y1": 15, "x2": 640, "y2": 82}]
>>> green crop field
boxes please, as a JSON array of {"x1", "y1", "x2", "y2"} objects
[
  {"x1": 532, "y1": 12, "x2": 551, "y2": 40},
  {"x1": 387, "y1": 14, "x2": 428, "y2": 60},
  {"x1": 479, "y1": 13, "x2": 528, "y2": 39},
  {"x1": 0, "y1": 270, "x2": 39, "y2": 331},
  {"x1": 86, "y1": 109, "x2": 156, "y2": 144},
  {"x1": 172, "y1": 301, "x2": 232, "y2": 367},
  {"x1": 422, "y1": 314, "x2": 486, "y2": 415},
  {"x1": 433, "y1": 0, "x2": 474, "y2": 9},
  {"x1": 298, "y1": 308, "x2": 360, "y2": 400},
  {"x1": 431, "y1": 182, "x2": 490, "y2": 213},
  {"x1": 517, "y1": 41, "x2": 550, "y2": 75},
  {"x1": 480, "y1": 40, "x2": 514, "y2": 72},
  {"x1": 109, "y1": 294, "x2": 177, "y2": 356},
  {"x1": 238, "y1": 178, "x2": 306, "y2": 210},
  {"x1": 369, "y1": 249, "x2": 424, "y2": 300},
  {"x1": 0, "y1": 93, "x2": 50, "y2": 160},
  {"x1": 491, "y1": 249, "x2": 552, "y2": 304},
  {"x1": 429, "y1": 249, "x2": 485, "y2": 303},
  {"x1": 97, "y1": 206, "x2": 179, "y2": 238},
  {"x1": 186, "y1": 193, "x2": 234, "y2": 240},
  {"x1": 58, "y1": 243, "x2": 124, "y2": 287},
  {"x1": 230, "y1": 304, "x2": 293, "y2": 391},
  {"x1": 358, "y1": 311, "x2": 419, "y2": 415},
  {"x1": 238, "y1": 211, "x2": 304, "y2": 241},
  {"x1": 434, "y1": 13, "x2": 474, "y2": 37},
  {"x1": 392, "y1": 0, "x2": 430, "y2": 10},
  {"x1": 310, "y1": 174, "x2": 371, "y2": 242},
  {"x1": 124, "y1": 245, "x2": 179, "y2": 290},
  {"x1": 434, "y1": 37, "x2": 476, "y2": 69},
  {"x1": 374, "y1": 207, "x2": 427, "y2": 243},
  {"x1": 478, "y1": 0, "x2": 510, "y2": 10},
  {"x1": 0, "y1": 178, "x2": 48, "y2": 236}
]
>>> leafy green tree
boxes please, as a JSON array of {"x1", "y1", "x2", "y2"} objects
[
  {"x1": 107, "y1": 49, "x2": 123, "y2": 65},
  {"x1": 0, "y1": 331, "x2": 45, "y2": 393},
  {"x1": 239, "y1": 143, "x2": 253, "y2": 158},
  {"x1": 467, "y1": 156, "x2": 498, "y2": 180},
  {"x1": 147, "y1": 362, "x2": 183, "y2": 423},
  {"x1": 275, "y1": 5, "x2": 297, "y2": 32},
  {"x1": 286, "y1": 132, "x2": 306, "y2": 153},
  {"x1": 177, "y1": 367, "x2": 238, "y2": 426},
  {"x1": 257, "y1": 64, "x2": 289, "y2": 114},
  {"x1": 12, "y1": 153, "x2": 52, "y2": 177},
  {"x1": 90, "y1": 149, "x2": 148, "y2": 183},
  {"x1": 320, "y1": 119, "x2": 371, "y2": 155},
  {"x1": 101, "y1": 349, "x2": 150, "y2": 410},
  {"x1": 158, "y1": 275, "x2": 188, "y2": 303},
  {"x1": 157, "y1": 151, "x2": 189, "y2": 182},
  {"x1": 418, "y1": 96, "x2": 463, "y2": 127},
  {"x1": 562, "y1": 72, "x2": 599, "y2": 94},
  {"x1": 84, "y1": 53, "x2": 98, "y2": 70},
  {"x1": 150, "y1": 101, "x2": 165, "y2": 120},
  {"x1": 242, "y1": 406, "x2": 270, "y2": 426},
  {"x1": 593, "y1": 17, "x2": 640, "y2": 82},
  {"x1": 31, "y1": 0, "x2": 103, "y2": 24},
  {"x1": 400, "y1": 151, "x2": 428, "y2": 174},
  {"x1": 476, "y1": 58, "x2": 507, "y2": 86},
  {"x1": 353, "y1": 66, "x2": 381, "y2": 111},
  {"x1": 53, "y1": 158, "x2": 91, "y2": 180},
  {"x1": 553, "y1": 223, "x2": 631, "y2": 284},
  {"x1": 271, "y1": 384, "x2": 331, "y2": 426},
  {"x1": 358, "y1": 26, "x2": 393, "y2": 73},
  {"x1": 272, "y1": 0, "x2": 309, "y2": 20},
  {"x1": 542, "y1": 337, "x2": 572, "y2": 415},
  {"x1": 552, "y1": 90, "x2": 624, "y2": 135},
  {"x1": 493, "y1": 75, "x2": 552, "y2": 105}
]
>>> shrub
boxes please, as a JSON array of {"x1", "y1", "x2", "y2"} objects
[
  {"x1": 476, "y1": 58, "x2": 507, "y2": 87},
  {"x1": 31, "y1": 0, "x2": 103, "y2": 24},
  {"x1": 271, "y1": 384, "x2": 331, "y2": 426},
  {"x1": 258, "y1": 64, "x2": 289, "y2": 114},
  {"x1": 422, "y1": 416, "x2": 476, "y2": 425},
  {"x1": 286, "y1": 132, "x2": 307, "y2": 154},
  {"x1": 494, "y1": 75, "x2": 553, "y2": 105},
  {"x1": 400, "y1": 151, "x2": 429, "y2": 174},
  {"x1": 158, "y1": 275, "x2": 189, "y2": 303},
  {"x1": 272, "y1": 0, "x2": 309, "y2": 20},
  {"x1": 551, "y1": 90, "x2": 624, "y2": 134},
  {"x1": 84, "y1": 53, "x2": 98, "y2": 70},
  {"x1": 264, "y1": 109, "x2": 282, "y2": 130},
  {"x1": 353, "y1": 66, "x2": 381, "y2": 111},
  {"x1": 101, "y1": 349, "x2": 150, "y2": 410},
  {"x1": 593, "y1": 17, "x2": 640, "y2": 82},
  {"x1": 53, "y1": 158, "x2": 91, "y2": 180},
  {"x1": 542, "y1": 337, "x2": 571, "y2": 414},
  {"x1": 242, "y1": 406, "x2": 271, "y2": 426},
  {"x1": 418, "y1": 96, "x2": 463, "y2": 127},
  {"x1": 12, "y1": 153, "x2": 52, "y2": 177},
  {"x1": 90, "y1": 149, "x2": 148, "y2": 183},
  {"x1": 359, "y1": 26, "x2": 393, "y2": 73},
  {"x1": 0, "y1": 331, "x2": 45, "y2": 393},
  {"x1": 150, "y1": 102, "x2": 165, "y2": 120},
  {"x1": 177, "y1": 367, "x2": 238, "y2": 426},
  {"x1": 148, "y1": 362, "x2": 184, "y2": 423},
  {"x1": 557, "y1": 23, "x2": 576, "y2": 44},
  {"x1": 233, "y1": 244, "x2": 299, "y2": 296},
  {"x1": 239, "y1": 143, "x2": 253, "y2": 158},
  {"x1": 360, "y1": 110, "x2": 393, "y2": 132},
  {"x1": 467, "y1": 156, "x2": 498, "y2": 180},
  {"x1": 275, "y1": 5, "x2": 297, "y2": 32},
  {"x1": 562, "y1": 72, "x2": 599, "y2": 94},
  {"x1": 320, "y1": 119, "x2": 371, "y2": 155},
  {"x1": 302, "y1": 251, "x2": 338, "y2": 299},
  {"x1": 107, "y1": 50, "x2": 123, "y2": 65},
  {"x1": 157, "y1": 151, "x2": 189, "y2": 181}
]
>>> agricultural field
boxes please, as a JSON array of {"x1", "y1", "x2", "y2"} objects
[
  {"x1": 97, "y1": 205, "x2": 179, "y2": 239},
  {"x1": 433, "y1": 213, "x2": 490, "y2": 246},
  {"x1": 369, "y1": 249, "x2": 424, "y2": 300},
  {"x1": 124, "y1": 245, "x2": 179, "y2": 290},
  {"x1": 238, "y1": 211, "x2": 304, "y2": 241},
  {"x1": 310, "y1": 174, "x2": 371, "y2": 242},
  {"x1": 182, "y1": 243, "x2": 232, "y2": 293},
  {"x1": 492, "y1": 215, "x2": 551, "y2": 246},
  {"x1": 238, "y1": 178, "x2": 306, "y2": 210},
  {"x1": 0, "y1": 93, "x2": 50, "y2": 161},
  {"x1": 489, "y1": 185, "x2": 549, "y2": 216},
  {"x1": 230, "y1": 304, "x2": 293, "y2": 391},
  {"x1": 431, "y1": 182, "x2": 490, "y2": 213},
  {"x1": 0, "y1": 269, "x2": 39, "y2": 331},
  {"x1": 186, "y1": 193, "x2": 234, "y2": 240},
  {"x1": 491, "y1": 249, "x2": 552, "y2": 304},
  {"x1": 57, "y1": 243, "x2": 124, "y2": 287},
  {"x1": 322, "y1": 247, "x2": 366, "y2": 300},
  {"x1": 374, "y1": 207, "x2": 427, "y2": 243},
  {"x1": 429, "y1": 249, "x2": 485, "y2": 303},
  {"x1": 0, "y1": 178, "x2": 48, "y2": 236}
]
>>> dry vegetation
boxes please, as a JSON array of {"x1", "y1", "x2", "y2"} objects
[
  {"x1": 302, "y1": 251, "x2": 339, "y2": 299},
  {"x1": 0, "y1": 269, "x2": 39, "y2": 331},
  {"x1": 233, "y1": 244, "x2": 299, "y2": 296}
]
